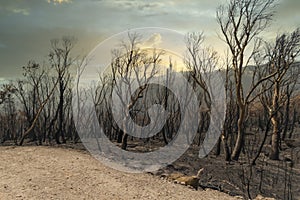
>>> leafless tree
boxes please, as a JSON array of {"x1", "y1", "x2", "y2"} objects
[
  {"x1": 217, "y1": 0, "x2": 277, "y2": 160},
  {"x1": 184, "y1": 32, "x2": 222, "y2": 150},
  {"x1": 257, "y1": 28, "x2": 300, "y2": 160},
  {"x1": 14, "y1": 61, "x2": 47, "y2": 144},
  {"x1": 221, "y1": 56, "x2": 238, "y2": 161},
  {"x1": 49, "y1": 36, "x2": 76, "y2": 144},
  {"x1": 17, "y1": 68, "x2": 60, "y2": 146},
  {"x1": 110, "y1": 32, "x2": 163, "y2": 150},
  {"x1": 0, "y1": 83, "x2": 17, "y2": 143}
]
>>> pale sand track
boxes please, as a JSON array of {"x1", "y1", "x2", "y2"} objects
[{"x1": 0, "y1": 146, "x2": 238, "y2": 200}]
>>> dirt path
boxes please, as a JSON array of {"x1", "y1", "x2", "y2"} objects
[{"x1": 0, "y1": 146, "x2": 239, "y2": 200}]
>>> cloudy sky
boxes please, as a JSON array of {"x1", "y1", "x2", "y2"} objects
[{"x1": 0, "y1": 0, "x2": 299, "y2": 79}]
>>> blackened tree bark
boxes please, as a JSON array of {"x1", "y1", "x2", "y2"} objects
[{"x1": 49, "y1": 36, "x2": 76, "y2": 144}]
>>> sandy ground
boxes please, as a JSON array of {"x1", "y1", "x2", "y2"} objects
[{"x1": 0, "y1": 146, "x2": 239, "y2": 200}]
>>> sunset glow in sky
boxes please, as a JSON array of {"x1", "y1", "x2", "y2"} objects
[{"x1": 0, "y1": 0, "x2": 299, "y2": 79}]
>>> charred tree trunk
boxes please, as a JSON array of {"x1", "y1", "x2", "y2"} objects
[
  {"x1": 282, "y1": 85, "x2": 291, "y2": 141},
  {"x1": 288, "y1": 109, "x2": 297, "y2": 139},
  {"x1": 231, "y1": 104, "x2": 246, "y2": 161},
  {"x1": 215, "y1": 137, "x2": 221, "y2": 156},
  {"x1": 221, "y1": 132, "x2": 231, "y2": 161},
  {"x1": 121, "y1": 133, "x2": 128, "y2": 150},
  {"x1": 117, "y1": 129, "x2": 123, "y2": 143},
  {"x1": 56, "y1": 79, "x2": 66, "y2": 144},
  {"x1": 270, "y1": 82, "x2": 280, "y2": 160}
]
